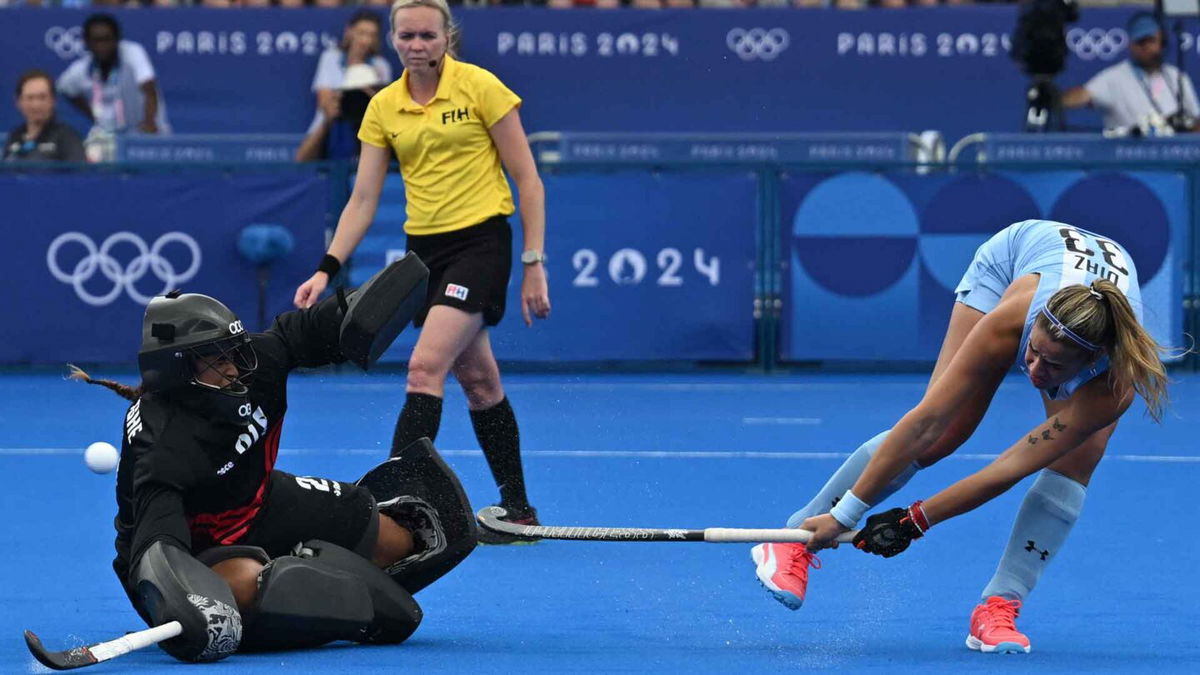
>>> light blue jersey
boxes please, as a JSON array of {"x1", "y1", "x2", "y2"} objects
[{"x1": 954, "y1": 220, "x2": 1142, "y2": 400}]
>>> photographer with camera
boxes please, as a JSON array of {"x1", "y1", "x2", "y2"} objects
[{"x1": 1061, "y1": 11, "x2": 1200, "y2": 133}]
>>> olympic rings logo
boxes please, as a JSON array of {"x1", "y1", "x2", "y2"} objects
[
  {"x1": 44, "y1": 26, "x2": 85, "y2": 61},
  {"x1": 46, "y1": 232, "x2": 203, "y2": 307},
  {"x1": 727, "y1": 28, "x2": 790, "y2": 62},
  {"x1": 1066, "y1": 28, "x2": 1128, "y2": 62}
]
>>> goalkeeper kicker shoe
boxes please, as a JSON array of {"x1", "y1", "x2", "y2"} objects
[
  {"x1": 751, "y1": 542, "x2": 820, "y2": 610},
  {"x1": 966, "y1": 596, "x2": 1032, "y2": 654}
]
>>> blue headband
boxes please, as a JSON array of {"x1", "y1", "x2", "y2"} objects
[{"x1": 1040, "y1": 307, "x2": 1100, "y2": 353}]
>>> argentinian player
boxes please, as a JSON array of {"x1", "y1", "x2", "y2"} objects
[{"x1": 753, "y1": 220, "x2": 1170, "y2": 654}]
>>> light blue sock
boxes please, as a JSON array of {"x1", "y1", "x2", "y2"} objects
[
  {"x1": 786, "y1": 430, "x2": 921, "y2": 528},
  {"x1": 980, "y1": 469, "x2": 1087, "y2": 602}
]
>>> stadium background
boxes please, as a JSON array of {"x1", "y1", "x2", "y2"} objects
[
  {"x1": 3, "y1": 6, "x2": 1197, "y2": 369},
  {"x1": 2, "y1": 5, "x2": 1199, "y2": 674}
]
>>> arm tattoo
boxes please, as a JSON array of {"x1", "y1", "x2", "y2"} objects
[{"x1": 1030, "y1": 417, "x2": 1068, "y2": 445}]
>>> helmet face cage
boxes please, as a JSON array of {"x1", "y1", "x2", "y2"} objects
[{"x1": 185, "y1": 335, "x2": 258, "y2": 397}]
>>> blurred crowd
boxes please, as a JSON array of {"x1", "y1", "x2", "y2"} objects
[
  {"x1": 4, "y1": 0, "x2": 1183, "y2": 165},
  {"x1": 0, "y1": 0, "x2": 1162, "y2": 9},
  {"x1": 1, "y1": 0, "x2": 1038, "y2": 9}
]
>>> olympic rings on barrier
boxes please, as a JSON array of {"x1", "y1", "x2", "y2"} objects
[
  {"x1": 726, "y1": 28, "x2": 790, "y2": 62},
  {"x1": 46, "y1": 232, "x2": 203, "y2": 306},
  {"x1": 44, "y1": 26, "x2": 85, "y2": 61},
  {"x1": 1066, "y1": 28, "x2": 1128, "y2": 62}
]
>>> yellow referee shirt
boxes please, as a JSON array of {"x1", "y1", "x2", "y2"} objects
[{"x1": 358, "y1": 55, "x2": 521, "y2": 236}]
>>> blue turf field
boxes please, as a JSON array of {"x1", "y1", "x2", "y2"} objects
[{"x1": 2, "y1": 371, "x2": 1198, "y2": 673}]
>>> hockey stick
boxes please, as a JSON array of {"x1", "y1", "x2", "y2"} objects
[
  {"x1": 24, "y1": 621, "x2": 182, "y2": 671},
  {"x1": 477, "y1": 506, "x2": 859, "y2": 544}
]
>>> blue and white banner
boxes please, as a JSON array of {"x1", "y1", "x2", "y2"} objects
[
  {"x1": 782, "y1": 170, "x2": 1187, "y2": 361},
  {"x1": 530, "y1": 132, "x2": 921, "y2": 165},
  {"x1": 955, "y1": 133, "x2": 1200, "y2": 165},
  {"x1": 0, "y1": 171, "x2": 328, "y2": 363},
  {"x1": 350, "y1": 172, "x2": 758, "y2": 362},
  {"x1": 2, "y1": 8, "x2": 1193, "y2": 141},
  {"x1": 117, "y1": 134, "x2": 305, "y2": 162}
]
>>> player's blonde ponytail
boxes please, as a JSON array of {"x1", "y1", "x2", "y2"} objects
[
  {"x1": 67, "y1": 364, "x2": 143, "y2": 402},
  {"x1": 1039, "y1": 280, "x2": 1170, "y2": 422}
]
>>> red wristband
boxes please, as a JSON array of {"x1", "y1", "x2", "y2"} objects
[{"x1": 907, "y1": 500, "x2": 931, "y2": 534}]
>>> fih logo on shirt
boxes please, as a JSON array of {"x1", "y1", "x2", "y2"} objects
[
  {"x1": 441, "y1": 108, "x2": 470, "y2": 125},
  {"x1": 445, "y1": 284, "x2": 469, "y2": 301}
]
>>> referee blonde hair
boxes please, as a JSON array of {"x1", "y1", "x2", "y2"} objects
[
  {"x1": 389, "y1": 0, "x2": 459, "y2": 58},
  {"x1": 1038, "y1": 279, "x2": 1171, "y2": 422}
]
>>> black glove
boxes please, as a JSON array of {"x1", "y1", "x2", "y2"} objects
[{"x1": 852, "y1": 501, "x2": 929, "y2": 558}]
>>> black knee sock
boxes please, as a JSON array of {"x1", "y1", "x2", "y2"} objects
[
  {"x1": 469, "y1": 397, "x2": 530, "y2": 510},
  {"x1": 391, "y1": 393, "x2": 443, "y2": 456}
]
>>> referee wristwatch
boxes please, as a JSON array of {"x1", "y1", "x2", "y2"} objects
[{"x1": 521, "y1": 250, "x2": 546, "y2": 265}]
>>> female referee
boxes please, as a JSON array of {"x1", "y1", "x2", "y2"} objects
[
  {"x1": 294, "y1": 0, "x2": 548, "y2": 544},
  {"x1": 752, "y1": 219, "x2": 1170, "y2": 654}
]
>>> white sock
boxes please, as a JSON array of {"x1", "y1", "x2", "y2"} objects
[
  {"x1": 980, "y1": 469, "x2": 1087, "y2": 601},
  {"x1": 786, "y1": 430, "x2": 921, "y2": 528}
]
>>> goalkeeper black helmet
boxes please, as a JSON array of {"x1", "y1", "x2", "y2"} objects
[{"x1": 137, "y1": 290, "x2": 257, "y2": 397}]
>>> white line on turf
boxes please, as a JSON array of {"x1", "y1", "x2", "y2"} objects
[
  {"x1": 742, "y1": 417, "x2": 822, "y2": 425},
  {"x1": 2, "y1": 448, "x2": 1198, "y2": 463}
]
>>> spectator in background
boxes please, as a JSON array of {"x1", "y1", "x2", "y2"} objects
[
  {"x1": 304, "y1": 10, "x2": 391, "y2": 146},
  {"x1": 1062, "y1": 11, "x2": 1200, "y2": 132},
  {"x1": 4, "y1": 69, "x2": 85, "y2": 162},
  {"x1": 56, "y1": 14, "x2": 170, "y2": 136},
  {"x1": 295, "y1": 63, "x2": 382, "y2": 161},
  {"x1": 312, "y1": 10, "x2": 391, "y2": 118}
]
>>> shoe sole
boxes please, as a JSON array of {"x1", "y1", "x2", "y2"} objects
[
  {"x1": 965, "y1": 634, "x2": 1031, "y2": 654},
  {"x1": 750, "y1": 545, "x2": 803, "y2": 611}
]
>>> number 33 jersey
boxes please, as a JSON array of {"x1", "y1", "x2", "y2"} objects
[{"x1": 955, "y1": 219, "x2": 1143, "y2": 400}]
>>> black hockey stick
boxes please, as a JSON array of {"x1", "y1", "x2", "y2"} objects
[
  {"x1": 477, "y1": 506, "x2": 858, "y2": 544},
  {"x1": 24, "y1": 621, "x2": 182, "y2": 670}
]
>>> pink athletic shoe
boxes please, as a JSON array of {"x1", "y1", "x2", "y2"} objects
[
  {"x1": 966, "y1": 596, "x2": 1032, "y2": 654},
  {"x1": 750, "y1": 542, "x2": 820, "y2": 610}
]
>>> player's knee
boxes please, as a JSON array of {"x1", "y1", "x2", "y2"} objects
[
  {"x1": 916, "y1": 424, "x2": 973, "y2": 467},
  {"x1": 209, "y1": 557, "x2": 266, "y2": 612},
  {"x1": 406, "y1": 354, "x2": 449, "y2": 391},
  {"x1": 915, "y1": 443, "x2": 953, "y2": 468},
  {"x1": 373, "y1": 514, "x2": 417, "y2": 567}
]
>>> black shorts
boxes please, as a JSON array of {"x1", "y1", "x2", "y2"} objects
[
  {"x1": 406, "y1": 215, "x2": 513, "y2": 328},
  {"x1": 234, "y1": 471, "x2": 379, "y2": 559}
]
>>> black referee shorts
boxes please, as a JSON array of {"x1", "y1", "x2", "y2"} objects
[
  {"x1": 406, "y1": 215, "x2": 513, "y2": 328},
  {"x1": 236, "y1": 471, "x2": 379, "y2": 559}
]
